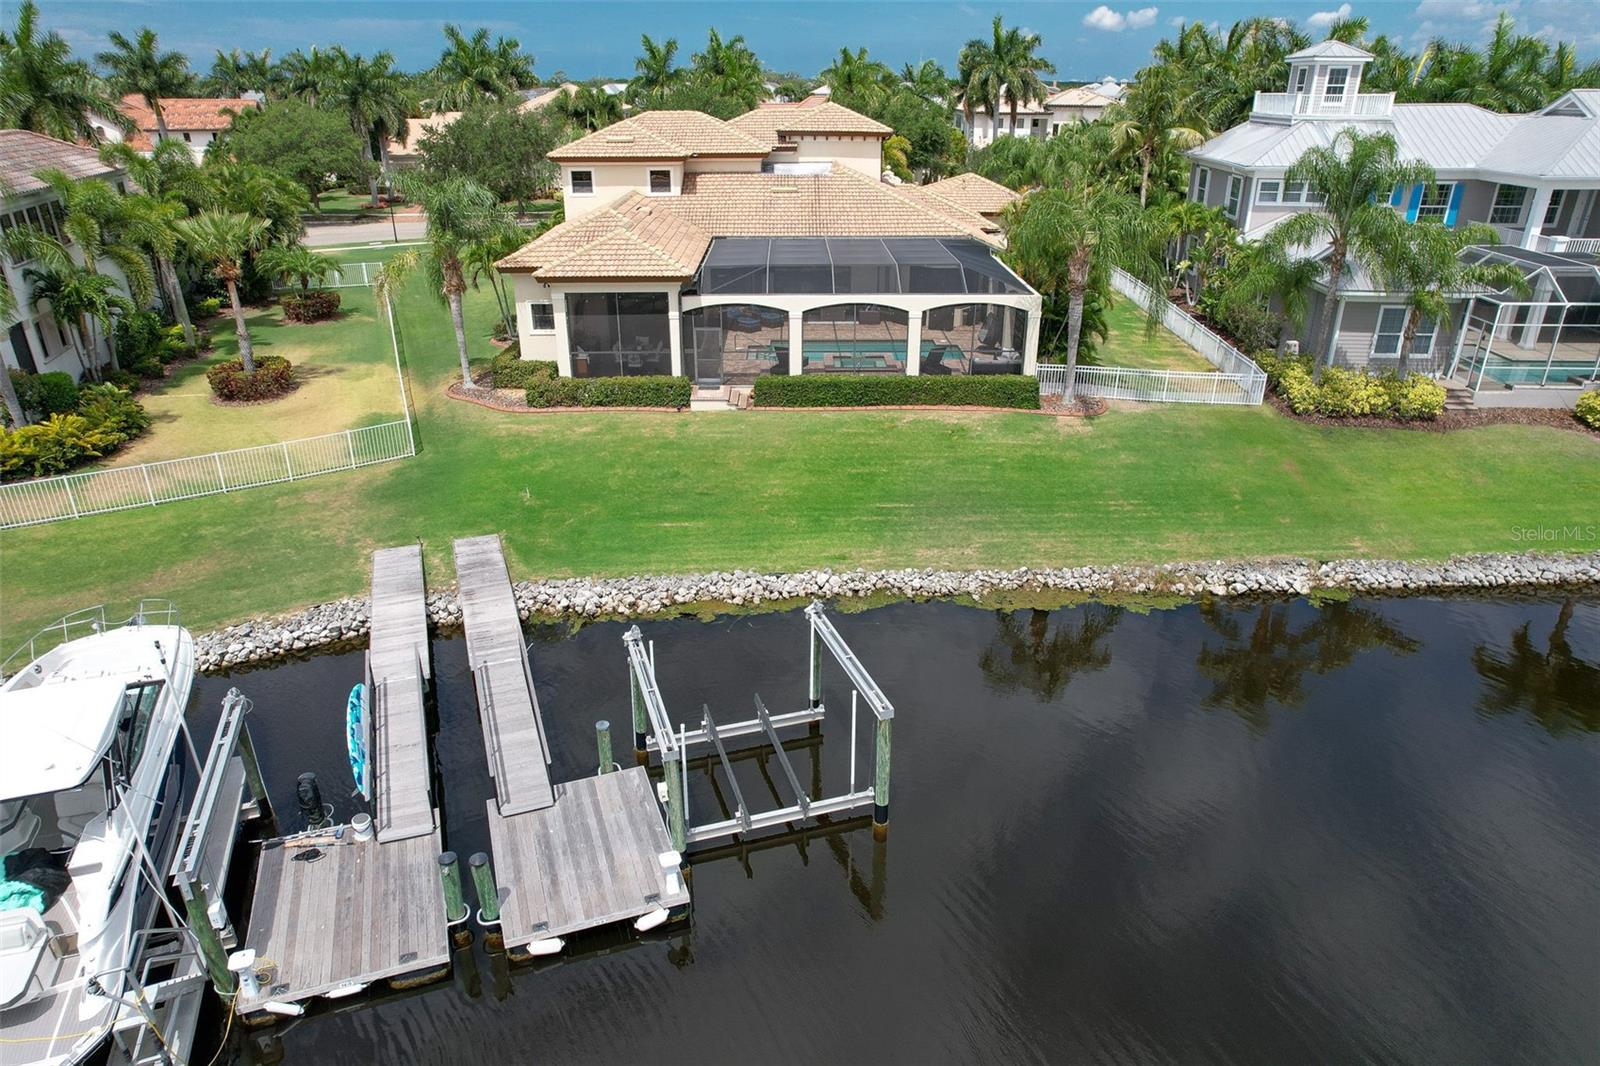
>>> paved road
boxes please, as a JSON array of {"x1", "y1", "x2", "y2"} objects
[{"x1": 304, "y1": 218, "x2": 427, "y2": 247}]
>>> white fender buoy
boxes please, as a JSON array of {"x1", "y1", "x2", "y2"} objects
[
  {"x1": 324, "y1": 982, "x2": 368, "y2": 999},
  {"x1": 633, "y1": 907, "x2": 670, "y2": 933},
  {"x1": 525, "y1": 936, "x2": 564, "y2": 956},
  {"x1": 263, "y1": 1001, "x2": 306, "y2": 1017}
]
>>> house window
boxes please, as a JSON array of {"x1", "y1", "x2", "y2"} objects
[
  {"x1": 529, "y1": 303, "x2": 554, "y2": 331},
  {"x1": 1489, "y1": 185, "x2": 1527, "y2": 225},
  {"x1": 1372, "y1": 305, "x2": 1409, "y2": 357},
  {"x1": 1193, "y1": 167, "x2": 1210, "y2": 204},
  {"x1": 1411, "y1": 316, "x2": 1437, "y2": 356},
  {"x1": 182, "y1": 131, "x2": 192, "y2": 143},
  {"x1": 997, "y1": 117, "x2": 1007, "y2": 131},
  {"x1": 1293, "y1": 67, "x2": 1310, "y2": 94},
  {"x1": 1324, "y1": 67, "x2": 1349, "y2": 103},
  {"x1": 1544, "y1": 189, "x2": 1566, "y2": 227},
  {"x1": 570, "y1": 170, "x2": 594, "y2": 194},
  {"x1": 1416, "y1": 182, "x2": 1454, "y2": 220},
  {"x1": 1256, "y1": 179, "x2": 1281, "y2": 205},
  {"x1": 1281, "y1": 180, "x2": 1324, "y2": 206},
  {"x1": 648, "y1": 169, "x2": 671, "y2": 194},
  {"x1": 1224, "y1": 175, "x2": 1243, "y2": 220}
]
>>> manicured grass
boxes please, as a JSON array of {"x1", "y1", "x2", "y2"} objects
[
  {"x1": 1090, "y1": 297, "x2": 1216, "y2": 372},
  {"x1": 308, "y1": 189, "x2": 380, "y2": 216},
  {"x1": 108, "y1": 280, "x2": 403, "y2": 464},
  {"x1": 3, "y1": 265, "x2": 1599, "y2": 644}
]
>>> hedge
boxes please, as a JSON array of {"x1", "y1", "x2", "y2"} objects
[
  {"x1": 526, "y1": 375, "x2": 691, "y2": 408},
  {"x1": 490, "y1": 351, "x2": 558, "y2": 389},
  {"x1": 206, "y1": 356, "x2": 296, "y2": 401},
  {"x1": 1257, "y1": 352, "x2": 1445, "y2": 421},
  {"x1": 1576, "y1": 390, "x2": 1600, "y2": 429},
  {"x1": 10, "y1": 371, "x2": 79, "y2": 421},
  {"x1": 751, "y1": 374, "x2": 1040, "y2": 409},
  {"x1": 280, "y1": 289, "x2": 342, "y2": 323}
]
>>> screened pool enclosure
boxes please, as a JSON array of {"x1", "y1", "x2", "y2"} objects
[{"x1": 1448, "y1": 247, "x2": 1600, "y2": 394}]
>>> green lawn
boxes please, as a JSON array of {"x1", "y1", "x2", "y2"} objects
[
  {"x1": 3, "y1": 266, "x2": 1599, "y2": 645},
  {"x1": 110, "y1": 273, "x2": 403, "y2": 464},
  {"x1": 1088, "y1": 298, "x2": 1216, "y2": 371},
  {"x1": 308, "y1": 189, "x2": 380, "y2": 217}
]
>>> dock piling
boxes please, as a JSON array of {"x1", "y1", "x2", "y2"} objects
[
  {"x1": 873, "y1": 719, "x2": 891, "y2": 839},
  {"x1": 631, "y1": 668, "x2": 648, "y2": 759},
  {"x1": 469, "y1": 852, "x2": 500, "y2": 926},
  {"x1": 596, "y1": 720, "x2": 613, "y2": 775},
  {"x1": 808, "y1": 620, "x2": 822, "y2": 709},
  {"x1": 438, "y1": 851, "x2": 468, "y2": 926},
  {"x1": 182, "y1": 880, "x2": 237, "y2": 997},
  {"x1": 235, "y1": 716, "x2": 273, "y2": 826}
]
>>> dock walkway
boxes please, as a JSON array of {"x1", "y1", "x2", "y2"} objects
[
  {"x1": 369, "y1": 544, "x2": 435, "y2": 841},
  {"x1": 453, "y1": 535, "x2": 689, "y2": 951}
]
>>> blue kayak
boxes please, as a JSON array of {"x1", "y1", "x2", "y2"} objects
[{"x1": 347, "y1": 683, "x2": 369, "y2": 800}]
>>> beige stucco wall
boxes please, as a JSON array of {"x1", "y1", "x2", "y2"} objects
[
  {"x1": 788, "y1": 135, "x2": 883, "y2": 176},
  {"x1": 560, "y1": 162, "x2": 685, "y2": 220},
  {"x1": 510, "y1": 275, "x2": 561, "y2": 363},
  {"x1": 685, "y1": 157, "x2": 762, "y2": 175}
]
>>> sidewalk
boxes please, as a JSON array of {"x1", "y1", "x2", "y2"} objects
[{"x1": 304, "y1": 217, "x2": 427, "y2": 246}]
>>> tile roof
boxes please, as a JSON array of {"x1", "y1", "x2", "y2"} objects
[
  {"x1": 0, "y1": 129, "x2": 118, "y2": 195},
  {"x1": 499, "y1": 165, "x2": 1000, "y2": 282},
  {"x1": 120, "y1": 94, "x2": 257, "y2": 133},
  {"x1": 920, "y1": 172, "x2": 1020, "y2": 218},
  {"x1": 1044, "y1": 85, "x2": 1118, "y2": 109},
  {"x1": 548, "y1": 110, "x2": 769, "y2": 161},
  {"x1": 726, "y1": 101, "x2": 892, "y2": 145}
]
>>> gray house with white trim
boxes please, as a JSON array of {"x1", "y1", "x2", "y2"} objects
[{"x1": 1187, "y1": 41, "x2": 1600, "y2": 406}]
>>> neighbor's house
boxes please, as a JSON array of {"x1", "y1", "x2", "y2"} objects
[
  {"x1": 496, "y1": 101, "x2": 1040, "y2": 386},
  {"x1": 0, "y1": 130, "x2": 139, "y2": 381},
  {"x1": 956, "y1": 78, "x2": 1125, "y2": 147},
  {"x1": 384, "y1": 84, "x2": 578, "y2": 168},
  {"x1": 90, "y1": 94, "x2": 261, "y2": 162},
  {"x1": 1188, "y1": 40, "x2": 1600, "y2": 406}
]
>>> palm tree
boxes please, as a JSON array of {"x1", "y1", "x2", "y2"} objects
[
  {"x1": 978, "y1": 607, "x2": 1122, "y2": 699},
  {"x1": 820, "y1": 47, "x2": 893, "y2": 109},
  {"x1": 1108, "y1": 67, "x2": 1209, "y2": 207},
  {"x1": 256, "y1": 244, "x2": 339, "y2": 293},
  {"x1": 175, "y1": 211, "x2": 269, "y2": 372},
  {"x1": 100, "y1": 140, "x2": 203, "y2": 346},
  {"x1": 1004, "y1": 170, "x2": 1161, "y2": 384},
  {"x1": 374, "y1": 174, "x2": 510, "y2": 388},
  {"x1": 1161, "y1": 200, "x2": 1234, "y2": 302},
  {"x1": 0, "y1": 1, "x2": 127, "y2": 142},
  {"x1": 1373, "y1": 221, "x2": 1529, "y2": 373},
  {"x1": 22, "y1": 265, "x2": 131, "y2": 380},
  {"x1": 559, "y1": 85, "x2": 623, "y2": 132},
  {"x1": 957, "y1": 15, "x2": 1056, "y2": 133},
  {"x1": 689, "y1": 29, "x2": 765, "y2": 111},
  {"x1": 899, "y1": 60, "x2": 950, "y2": 105},
  {"x1": 97, "y1": 28, "x2": 193, "y2": 145},
  {"x1": 278, "y1": 47, "x2": 338, "y2": 108},
  {"x1": 628, "y1": 35, "x2": 683, "y2": 106},
  {"x1": 326, "y1": 49, "x2": 408, "y2": 207},
  {"x1": 0, "y1": 221, "x2": 30, "y2": 424},
  {"x1": 207, "y1": 48, "x2": 277, "y2": 97},
  {"x1": 1269, "y1": 129, "x2": 1433, "y2": 374},
  {"x1": 1414, "y1": 15, "x2": 1550, "y2": 112},
  {"x1": 430, "y1": 24, "x2": 534, "y2": 109},
  {"x1": 462, "y1": 223, "x2": 530, "y2": 340}
]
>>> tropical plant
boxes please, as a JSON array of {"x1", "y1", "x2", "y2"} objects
[
  {"x1": 206, "y1": 48, "x2": 277, "y2": 97},
  {"x1": 100, "y1": 140, "x2": 204, "y2": 345},
  {"x1": 97, "y1": 28, "x2": 193, "y2": 144},
  {"x1": 0, "y1": 234, "x2": 27, "y2": 424},
  {"x1": 196, "y1": 159, "x2": 311, "y2": 246},
  {"x1": 428, "y1": 24, "x2": 535, "y2": 110},
  {"x1": 899, "y1": 60, "x2": 951, "y2": 105},
  {"x1": 689, "y1": 29, "x2": 766, "y2": 111},
  {"x1": 1414, "y1": 15, "x2": 1560, "y2": 112},
  {"x1": 418, "y1": 101, "x2": 562, "y2": 209},
  {"x1": 882, "y1": 135, "x2": 912, "y2": 181},
  {"x1": 0, "y1": 1, "x2": 128, "y2": 142},
  {"x1": 558, "y1": 84, "x2": 623, "y2": 132},
  {"x1": 820, "y1": 47, "x2": 893, "y2": 110},
  {"x1": 1268, "y1": 130, "x2": 1433, "y2": 373},
  {"x1": 956, "y1": 15, "x2": 1056, "y2": 132},
  {"x1": 22, "y1": 266, "x2": 132, "y2": 379},
  {"x1": 278, "y1": 47, "x2": 339, "y2": 108},
  {"x1": 628, "y1": 35, "x2": 685, "y2": 107},
  {"x1": 462, "y1": 223, "x2": 530, "y2": 340},
  {"x1": 256, "y1": 243, "x2": 338, "y2": 293},
  {"x1": 175, "y1": 211, "x2": 270, "y2": 371},
  {"x1": 220, "y1": 99, "x2": 372, "y2": 208},
  {"x1": 373, "y1": 174, "x2": 511, "y2": 387},
  {"x1": 1108, "y1": 66, "x2": 1209, "y2": 207},
  {"x1": 325, "y1": 48, "x2": 408, "y2": 206}
]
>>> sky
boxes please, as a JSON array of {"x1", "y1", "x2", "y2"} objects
[{"x1": 33, "y1": 0, "x2": 1600, "y2": 81}]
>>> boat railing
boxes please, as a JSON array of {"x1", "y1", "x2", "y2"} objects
[{"x1": 1, "y1": 599, "x2": 180, "y2": 679}]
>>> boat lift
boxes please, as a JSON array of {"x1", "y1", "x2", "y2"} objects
[{"x1": 624, "y1": 601, "x2": 896, "y2": 850}]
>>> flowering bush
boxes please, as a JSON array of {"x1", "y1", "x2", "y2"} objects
[
  {"x1": 280, "y1": 290, "x2": 341, "y2": 323},
  {"x1": 1258, "y1": 351, "x2": 1445, "y2": 420},
  {"x1": 1576, "y1": 390, "x2": 1600, "y2": 429},
  {"x1": 206, "y1": 356, "x2": 296, "y2": 401}
]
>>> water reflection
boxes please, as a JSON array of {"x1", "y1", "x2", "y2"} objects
[
  {"x1": 1473, "y1": 597, "x2": 1600, "y2": 733},
  {"x1": 1197, "y1": 601, "x2": 1421, "y2": 731},
  {"x1": 978, "y1": 606, "x2": 1122, "y2": 698}
]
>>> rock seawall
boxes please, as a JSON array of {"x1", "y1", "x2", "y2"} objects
[{"x1": 195, "y1": 551, "x2": 1600, "y2": 672}]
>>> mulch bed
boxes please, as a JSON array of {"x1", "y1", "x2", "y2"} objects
[{"x1": 1265, "y1": 390, "x2": 1600, "y2": 437}]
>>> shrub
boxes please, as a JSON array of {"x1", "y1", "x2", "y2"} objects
[
  {"x1": 76, "y1": 383, "x2": 151, "y2": 439},
  {"x1": 1209, "y1": 298, "x2": 1282, "y2": 354},
  {"x1": 525, "y1": 375, "x2": 690, "y2": 408},
  {"x1": 751, "y1": 375, "x2": 1041, "y2": 409},
  {"x1": 1576, "y1": 390, "x2": 1600, "y2": 429},
  {"x1": 1261, "y1": 353, "x2": 1442, "y2": 421},
  {"x1": 0, "y1": 414, "x2": 120, "y2": 478},
  {"x1": 280, "y1": 289, "x2": 342, "y2": 323},
  {"x1": 113, "y1": 310, "x2": 186, "y2": 379},
  {"x1": 13, "y1": 371, "x2": 80, "y2": 419},
  {"x1": 206, "y1": 356, "x2": 296, "y2": 402},
  {"x1": 192, "y1": 296, "x2": 223, "y2": 319},
  {"x1": 1314, "y1": 366, "x2": 1389, "y2": 417},
  {"x1": 1385, "y1": 373, "x2": 1446, "y2": 420},
  {"x1": 490, "y1": 350, "x2": 557, "y2": 389}
]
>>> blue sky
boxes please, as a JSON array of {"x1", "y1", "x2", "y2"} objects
[{"x1": 35, "y1": 1, "x2": 1600, "y2": 80}]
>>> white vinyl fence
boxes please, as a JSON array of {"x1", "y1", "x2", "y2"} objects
[
  {"x1": 0, "y1": 421, "x2": 415, "y2": 528},
  {"x1": 1038, "y1": 269, "x2": 1267, "y2": 406},
  {"x1": 272, "y1": 261, "x2": 382, "y2": 291}
]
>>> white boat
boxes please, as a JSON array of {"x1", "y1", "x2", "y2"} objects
[{"x1": 0, "y1": 604, "x2": 197, "y2": 1066}]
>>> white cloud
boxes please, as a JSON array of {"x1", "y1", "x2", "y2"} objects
[
  {"x1": 1169, "y1": 15, "x2": 1188, "y2": 27},
  {"x1": 1083, "y1": 5, "x2": 1159, "y2": 32},
  {"x1": 1308, "y1": 3, "x2": 1353, "y2": 28}
]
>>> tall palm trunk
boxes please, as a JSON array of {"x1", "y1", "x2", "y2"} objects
[
  {"x1": 78, "y1": 314, "x2": 103, "y2": 380},
  {"x1": 1314, "y1": 251, "x2": 1347, "y2": 381},
  {"x1": 1063, "y1": 248, "x2": 1092, "y2": 389},
  {"x1": 225, "y1": 277, "x2": 256, "y2": 372},
  {"x1": 1138, "y1": 148, "x2": 1153, "y2": 208},
  {"x1": 0, "y1": 362, "x2": 27, "y2": 426},
  {"x1": 447, "y1": 288, "x2": 471, "y2": 386},
  {"x1": 1397, "y1": 310, "x2": 1419, "y2": 376},
  {"x1": 153, "y1": 103, "x2": 169, "y2": 145},
  {"x1": 158, "y1": 255, "x2": 195, "y2": 347},
  {"x1": 361, "y1": 134, "x2": 380, "y2": 208}
]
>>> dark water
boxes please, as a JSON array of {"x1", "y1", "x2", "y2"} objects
[{"x1": 192, "y1": 595, "x2": 1600, "y2": 1066}]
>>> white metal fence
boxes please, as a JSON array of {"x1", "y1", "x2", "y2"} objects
[
  {"x1": 272, "y1": 261, "x2": 382, "y2": 291},
  {"x1": 1037, "y1": 269, "x2": 1267, "y2": 406},
  {"x1": 0, "y1": 420, "x2": 415, "y2": 528}
]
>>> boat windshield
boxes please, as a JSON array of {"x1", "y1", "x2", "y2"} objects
[{"x1": 0, "y1": 772, "x2": 110, "y2": 856}]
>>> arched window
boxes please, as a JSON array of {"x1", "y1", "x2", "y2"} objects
[{"x1": 801, "y1": 305, "x2": 909, "y2": 374}]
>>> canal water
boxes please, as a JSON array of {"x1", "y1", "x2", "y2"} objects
[{"x1": 193, "y1": 595, "x2": 1600, "y2": 1065}]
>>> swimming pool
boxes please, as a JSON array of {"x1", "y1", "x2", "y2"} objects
[{"x1": 1480, "y1": 360, "x2": 1600, "y2": 386}]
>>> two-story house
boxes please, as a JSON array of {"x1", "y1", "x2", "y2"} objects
[
  {"x1": 955, "y1": 79, "x2": 1126, "y2": 147},
  {"x1": 498, "y1": 102, "x2": 1040, "y2": 390},
  {"x1": 1188, "y1": 41, "x2": 1600, "y2": 406},
  {"x1": 0, "y1": 130, "x2": 139, "y2": 384},
  {"x1": 90, "y1": 95, "x2": 261, "y2": 163}
]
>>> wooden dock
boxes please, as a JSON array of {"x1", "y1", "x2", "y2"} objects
[
  {"x1": 236, "y1": 547, "x2": 449, "y2": 1016},
  {"x1": 453, "y1": 534, "x2": 690, "y2": 949},
  {"x1": 454, "y1": 534, "x2": 555, "y2": 814},
  {"x1": 369, "y1": 544, "x2": 435, "y2": 841}
]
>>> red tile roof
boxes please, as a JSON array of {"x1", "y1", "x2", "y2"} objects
[{"x1": 116, "y1": 95, "x2": 259, "y2": 149}]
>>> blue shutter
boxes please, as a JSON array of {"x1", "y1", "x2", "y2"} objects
[
  {"x1": 1389, "y1": 184, "x2": 1405, "y2": 207},
  {"x1": 1443, "y1": 183, "x2": 1463, "y2": 227},
  {"x1": 1405, "y1": 184, "x2": 1423, "y2": 222}
]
